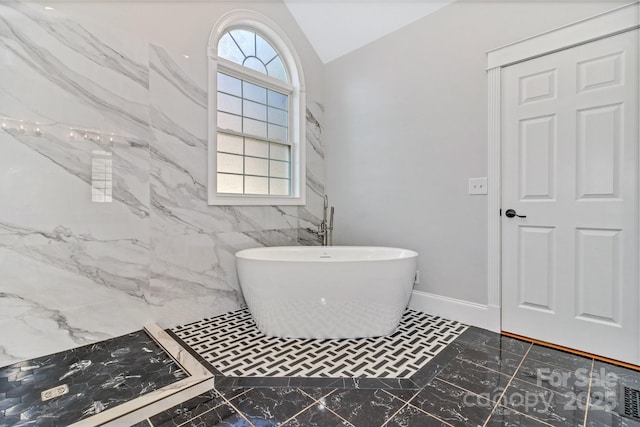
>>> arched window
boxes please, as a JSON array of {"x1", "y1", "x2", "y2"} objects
[{"x1": 208, "y1": 12, "x2": 306, "y2": 205}]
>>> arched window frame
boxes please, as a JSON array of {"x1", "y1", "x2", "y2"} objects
[{"x1": 208, "y1": 10, "x2": 306, "y2": 205}]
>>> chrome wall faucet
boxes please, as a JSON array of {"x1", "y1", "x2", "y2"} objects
[{"x1": 318, "y1": 195, "x2": 334, "y2": 246}]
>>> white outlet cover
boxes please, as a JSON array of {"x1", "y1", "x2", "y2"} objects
[{"x1": 469, "y1": 177, "x2": 488, "y2": 195}]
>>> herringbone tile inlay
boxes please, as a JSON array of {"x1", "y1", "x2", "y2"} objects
[{"x1": 172, "y1": 309, "x2": 467, "y2": 378}]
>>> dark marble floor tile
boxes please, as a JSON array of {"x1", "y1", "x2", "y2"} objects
[
  {"x1": 485, "y1": 405, "x2": 551, "y2": 426},
  {"x1": 409, "y1": 378, "x2": 495, "y2": 426},
  {"x1": 585, "y1": 404, "x2": 640, "y2": 427},
  {"x1": 377, "y1": 378, "x2": 419, "y2": 390},
  {"x1": 149, "y1": 389, "x2": 225, "y2": 426},
  {"x1": 383, "y1": 404, "x2": 450, "y2": 427},
  {"x1": 323, "y1": 388, "x2": 406, "y2": 427},
  {"x1": 476, "y1": 334, "x2": 532, "y2": 357},
  {"x1": 589, "y1": 360, "x2": 640, "y2": 397},
  {"x1": 409, "y1": 342, "x2": 464, "y2": 388},
  {"x1": 288, "y1": 377, "x2": 344, "y2": 389},
  {"x1": 283, "y1": 402, "x2": 354, "y2": 427},
  {"x1": 180, "y1": 404, "x2": 253, "y2": 427},
  {"x1": 129, "y1": 420, "x2": 151, "y2": 427},
  {"x1": 0, "y1": 330, "x2": 185, "y2": 427},
  {"x1": 455, "y1": 341, "x2": 524, "y2": 376},
  {"x1": 349, "y1": 378, "x2": 404, "y2": 389},
  {"x1": 382, "y1": 387, "x2": 420, "y2": 403},
  {"x1": 503, "y1": 379, "x2": 586, "y2": 426},
  {"x1": 526, "y1": 345, "x2": 593, "y2": 372},
  {"x1": 213, "y1": 376, "x2": 238, "y2": 389},
  {"x1": 219, "y1": 387, "x2": 250, "y2": 401},
  {"x1": 516, "y1": 357, "x2": 591, "y2": 400},
  {"x1": 234, "y1": 376, "x2": 290, "y2": 388},
  {"x1": 436, "y1": 358, "x2": 511, "y2": 402},
  {"x1": 341, "y1": 378, "x2": 359, "y2": 389},
  {"x1": 227, "y1": 387, "x2": 314, "y2": 426},
  {"x1": 0, "y1": 416, "x2": 19, "y2": 427},
  {"x1": 292, "y1": 376, "x2": 419, "y2": 392},
  {"x1": 454, "y1": 327, "x2": 491, "y2": 345},
  {"x1": 586, "y1": 362, "x2": 640, "y2": 417},
  {"x1": 298, "y1": 387, "x2": 335, "y2": 400}
]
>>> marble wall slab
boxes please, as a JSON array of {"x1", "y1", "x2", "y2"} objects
[
  {"x1": 299, "y1": 100, "x2": 326, "y2": 244},
  {"x1": 0, "y1": 3, "x2": 325, "y2": 367},
  {"x1": 148, "y1": 45, "x2": 314, "y2": 327},
  {"x1": 0, "y1": 2, "x2": 153, "y2": 366}
]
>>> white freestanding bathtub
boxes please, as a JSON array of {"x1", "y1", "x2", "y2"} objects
[{"x1": 235, "y1": 246, "x2": 418, "y2": 339}]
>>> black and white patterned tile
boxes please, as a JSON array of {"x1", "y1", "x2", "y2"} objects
[{"x1": 172, "y1": 308, "x2": 467, "y2": 379}]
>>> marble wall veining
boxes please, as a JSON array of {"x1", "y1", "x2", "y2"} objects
[{"x1": 0, "y1": 2, "x2": 325, "y2": 367}]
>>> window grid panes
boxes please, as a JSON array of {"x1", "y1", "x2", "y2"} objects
[
  {"x1": 217, "y1": 71, "x2": 291, "y2": 196},
  {"x1": 218, "y1": 29, "x2": 288, "y2": 82}
]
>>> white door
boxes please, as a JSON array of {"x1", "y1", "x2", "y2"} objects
[{"x1": 502, "y1": 30, "x2": 639, "y2": 364}]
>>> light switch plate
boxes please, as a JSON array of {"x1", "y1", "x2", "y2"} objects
[{"x1": 469, "y1": 177, "x2": 488, "y2": 195}]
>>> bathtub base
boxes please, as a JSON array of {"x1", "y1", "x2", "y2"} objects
[{"x1": 249, "y1": 300, "x2": 404, "y2": 339}]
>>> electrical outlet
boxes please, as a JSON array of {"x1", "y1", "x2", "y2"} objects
[
  {"x1": 469, "y1": 177, "x2": 488, "y2": 195},
  {"x1": 41, "y1": 384, "x2": 69, "y2": 401}
]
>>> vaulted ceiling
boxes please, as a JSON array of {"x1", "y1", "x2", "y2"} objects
[{"x1": 283, "y1": 0, "x2": 456, "y2": 63}]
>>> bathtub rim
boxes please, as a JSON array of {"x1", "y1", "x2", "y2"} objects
[{"x1": 235, "y1": 245, "x2": 418, "y2": 263}]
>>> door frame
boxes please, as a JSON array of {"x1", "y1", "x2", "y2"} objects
[{"x1": 485, "y1": 2, "x2": 639, "y2": 333}]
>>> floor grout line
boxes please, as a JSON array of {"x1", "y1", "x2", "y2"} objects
[
  {"x1": 278, "y1": 399, "x2": 325, "y2": 426},
  {"x1": 452, "y1": 355, "x2": 520, "y2": 379},
  {"x1": 582, "y1": 358, "x2": 595, "y2": 426},
  {"x1": 379, "y1": 402, "x2": 410, "y2": 427},
  {"x1": 426, "y1": 376, "x2": 554, "y2": 426},
  {"x1": 380, "y1": 387, "x2": 422, "y2": 402},
  {"x1": 523, "y1": 348, "x2": 597, "y2": 373},
  {"x1": 174, "y1": 401, "x2": 227, "y2": 427},
  {"x1": 378, "y1": 399, "x2": 457, "y2": 427},
  {"x1": 217, "y1": 392, "x2": 257, "y2": 427},
  {"x1": 481, "y1": 343, "x2": 533, "y2": 427},
  {"x1": 406, "y1": 403, "x2": 455, "y2": 427},
  {"x1": 281, "y1": 391, "x2": 355, "y2": 427},
  {"x1": 325, "y1": 406, "x2": 357, "y2": 427},
  {"x1": 506, "y1": 353, "x2": 597, "y2": 399},
  {"x1": 435, "y1": 377, "x2": 502, "y2": 404},
  {"x1": 170, "y1": 389, "x2": 250, "y2": 427},
  {"x1": 470, "y1": 340, "x2": 534, "y2": 360},
  {"x1": 297, "y1": 387, "x2": 336, "y2": 401},
  {"x1": 378, "y1": 388, "x2": 430, "y2": 427},
  {"x1": 473, "y1": 347, "x2": 562, "y2": 427}
]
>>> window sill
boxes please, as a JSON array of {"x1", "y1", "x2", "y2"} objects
[{"x1": 208, "y1": 193, "x2": 306, "y2": 206}]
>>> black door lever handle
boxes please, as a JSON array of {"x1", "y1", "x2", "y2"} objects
[{"x1": 505, "y1": 209, "x2": 526, "y2": 218}]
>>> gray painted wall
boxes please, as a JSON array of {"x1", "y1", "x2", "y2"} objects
[{"x1": 324, "y1": 1, "x2": 627, "y2": 305}]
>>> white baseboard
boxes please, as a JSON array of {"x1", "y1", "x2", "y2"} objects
[{"x1": 409, "y1": 290, "x2": 501, "y2": 332}]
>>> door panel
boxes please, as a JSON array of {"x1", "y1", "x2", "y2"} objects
[
  {"x1": 520, "y1": 115, "x2": 556, "y2": 199},
  {"x1": 518, "y1": 226, "x2": 556, "y2": 312},
  {"x1": 576, "y1": 104, "x2": 621, "y2": 198},
  {"x1": 520, "y1": 69, "x2": 557, "y2": 104},
  {"x1": 501, "y1": 30, "x2": 639, "y2": 363},
  {"x1": 575, "y1": 228, "x2": 621, "y2": 325},
  {"x1": 577, "y1": 52, "x2": 623, "y2": 93}
]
